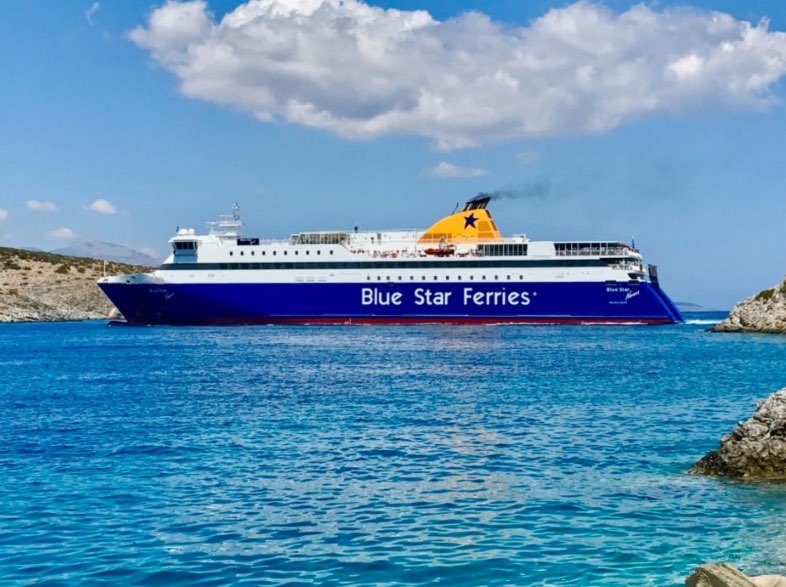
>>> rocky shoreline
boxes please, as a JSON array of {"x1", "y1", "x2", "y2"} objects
[
  {"x1": 712, "y1": 277, "x2": 786, "y2": 334},
  {"x1": 688, "y1": 390, "x2": 786, "y2": 584},
  {"x1": 690, "y1": 388, "x2": 786, "y2": 479},
  {"x1": 0, "y1": 247, "x2": 150, "y2": 323}
]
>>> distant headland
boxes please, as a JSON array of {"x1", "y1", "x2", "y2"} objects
[{"x1": 0, "y1": 247, "x2": 152, "y2": 323}]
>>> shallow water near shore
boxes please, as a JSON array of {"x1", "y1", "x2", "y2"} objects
[{"x1": 2, "y1": 313, "x2": 786, "y2": 585}]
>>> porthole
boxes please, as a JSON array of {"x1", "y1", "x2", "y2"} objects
[
  {"x1": 317, "y1": 251, "x2": 321, "y2": 255},
  {"x1": 422, "y1": 276, "x2": 426, "y2": 281},
  {"x1": 251, "y1": 251, "x2": 255, "y2": 256},
  {"x1": 507, "y1": 275, "x2": 511, "y2": 280},
  {"x1": 410, "y1": 276, "x2": 414, "y2": 281},
  {"x1": 273, "y1": 251, "x2": 276, "y2": 256},
  {"x1": 398, "y1": 276, "x2": 402, "y2": 281},
  {"x1": 329, "y1": 250, "x2": 333, "y2": 255},
  {"x1": 482, "y1": 275, "x2": 486, "y2": 280},
  {"x1": 240, "y1": 251, "x2": 244, "y2": 256},
  {"x1": 377, "y1": 276, "x2": 381, "y2": 281},
  {"x1": 367, "y1": 276, "x2": 371, "y2": 281},
  {"x1": 306, "y1": 251, "x2": 310, "y2": 255},
  {"x1": 295, "y1": 251, "x2": 299, "y2": 255},
  {"x1": 494, "y1": 275, "x2": 499, "y2": 280},
  {"x1": 229, "y1": 251, "x2": 233, "y2": 256},
  {"x1": 445, "y1": 276, "x2": 450, "y2": 281}
]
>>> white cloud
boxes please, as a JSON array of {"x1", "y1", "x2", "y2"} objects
[
  {"x1": 26, "y1": 200, "x2": 57, "y2": 212},
  {"x1": 85, "y1": 2, "x2": 100, "y2": 26},
  {"x1": 48, "y1": 227, "x2": 76, "y2": 240},
  {"x1": 516, "y1": 151, "x2": 540, "y2": 166},
  {"x1": 427, "y1": 161, "x2": 487, "y2": 178},
  {"x1": 0, "y1": 208, "x2": 7, "y2": 222},
  {"x1": 88, "y1": 198, "x2": 118, "y2": 214},
  {"x1": 130, "y1": 1, "x2": 786, "y2": 149}
]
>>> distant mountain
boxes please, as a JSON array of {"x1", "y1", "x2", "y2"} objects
[
  {"x1": 675, "y1": 301, "x2": 719, "y2": 313},
  {"x1": 52, "y1": 240, "x2": 159, "y2": 267}
]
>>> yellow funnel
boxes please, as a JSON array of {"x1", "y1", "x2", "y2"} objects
[{"x1": 418, "y1": 197, "x2": 502, "y2": 244}]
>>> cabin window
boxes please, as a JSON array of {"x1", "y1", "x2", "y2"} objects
[
  {"x1": 306, "y1": 251, "x2": 310, "y2": 255},
  {"x1": 479, "y1": 243, "x2": 528, "y2": 257},
  {"x1": 295, "y1": 251, "x2": 298, "y2": 255},
  {"x1": 240, "y1": 251, "x2": 244, "y2": 256},
  {"x1": 173, "y1": 241, "x2": 197, "y2": 250},
  {"x1": 229, "y1": 251, "x2": 233, "y2": 256}
]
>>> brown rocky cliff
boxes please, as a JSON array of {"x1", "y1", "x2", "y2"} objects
[
  {"x1": 712, "y1": 277, "x2": 786, "y2": 334},
  {"x1": 690, "y1": 389, "x2": 786, "y2": 479},
  {"x1": 0, "y1": 247, "x2": 152, "y2": 322}
]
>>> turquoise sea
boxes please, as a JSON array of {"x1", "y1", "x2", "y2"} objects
[{"x1": 2, "y1": 314, "x2": 786, "y2": 585}]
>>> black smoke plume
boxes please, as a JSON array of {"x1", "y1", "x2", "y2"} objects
[{"x1": 472, "y1": 182, "x2": 550, "y2": 202}]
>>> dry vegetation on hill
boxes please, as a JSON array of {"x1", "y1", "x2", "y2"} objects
[{"x1": 0, "y1": 247, "x2": 152, "y2": 322}]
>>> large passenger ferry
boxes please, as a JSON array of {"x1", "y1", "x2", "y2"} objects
[{"x1": 98, "y1": 197, "x2": 683, "y2": 325}]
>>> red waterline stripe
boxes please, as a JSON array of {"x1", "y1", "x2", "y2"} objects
[{"x1": 120, "y1": 316, "x2": 677, "y2": 326}]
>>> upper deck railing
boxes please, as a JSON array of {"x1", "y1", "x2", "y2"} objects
[
  {"x1": 554, "y1": 242, "x2": 635, "y2": 257},
  {"x1": 207, "y1": 204, "x2": 243, "y2": 238}
]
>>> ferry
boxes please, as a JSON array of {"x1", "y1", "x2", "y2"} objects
[{"x1": 98, "y1": 197, "x2": 683, "y2": 325}]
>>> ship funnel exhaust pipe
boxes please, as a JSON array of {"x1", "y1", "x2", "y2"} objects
[{"x1": 648, "y1": 264, "x2": 660, "y2": 288}]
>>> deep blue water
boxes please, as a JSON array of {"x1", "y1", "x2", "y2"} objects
[{"x1": 2, "y1": 314, "x2": 786, "y2": 586}]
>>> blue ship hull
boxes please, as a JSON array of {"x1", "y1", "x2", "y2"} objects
[{"x1": 98, "y1": 280, "x2": 683, "y2": 325}]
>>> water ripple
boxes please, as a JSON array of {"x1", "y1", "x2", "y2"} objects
[{"x1": 1, "y1": 317, "x2": 786, "y2": 584}]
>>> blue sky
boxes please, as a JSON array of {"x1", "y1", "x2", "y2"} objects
[{"x1": 2, "y1": 1, "x2": 786, "y2": 309}]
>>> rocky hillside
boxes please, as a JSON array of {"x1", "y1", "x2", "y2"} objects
[
  {"x1": 712, "y1": 277, "x2": 786, "y2": 334},
  {"x1": 0, "y1": 247, "x2": 152, "y2": 323}
]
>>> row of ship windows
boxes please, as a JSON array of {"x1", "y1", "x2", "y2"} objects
[
  {"x1": 229, "y1": 249, "x2": 334, "y2": 257},
  {"x1": 160, "y1": 260, "x2": 613, "y2": 271}
]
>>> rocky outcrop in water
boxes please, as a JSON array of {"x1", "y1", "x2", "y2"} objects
[
  {"x1": 0, "y1": 247, "x2": 151, "y2": 322},
  {"x1": 712, "y1": 278, "x2": 786, "y2": 334},
  {"x1": 685, "y1": 563, "x2": 786, "y2": 586},
  {"x1": 690, "y1": 389, "x2": 786, "y2": 479}
]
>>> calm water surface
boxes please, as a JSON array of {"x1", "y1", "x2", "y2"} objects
[{"x1": 2, "y1": 315, "x2": 786, "y2": 585}]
